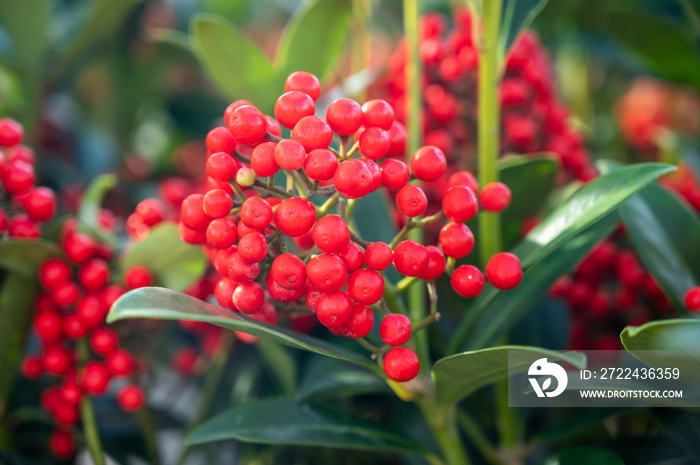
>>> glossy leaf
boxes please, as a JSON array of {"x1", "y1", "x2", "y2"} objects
[
  {"x1": 617, "y1": 181, "x2": 700, "y2": 312},
  {"x1": 541, "y1": 446, "x2": 624, "y2": 465},
  {"x1": 0, "y1": 273, "x2": 38, "y2": 415},
  {"x1": 108, "y1": 287, "x2": 377, "y2": 370},
  {"x1": 606, "y1": 13, "x2": 700, "y2": 89},
  {"x1": 256, "y1": 340, "x2": 297, "y2": 397},
  {"x1": 433, "y1": 345, "x2": 585, "y2": 406},
  {"x1": 499, "y1": 0, "x2": 549, "y2": 64},
  {"x1": 276, "y1": 0, "x2": 352, "y2": 80},
  {"x1": 621, "y1": 319, "x2": 700, "y2": 386},
  {"x1": 77, "y1": 174, "x2": 119, "y2": 248},
  {"x1": 297, "y1": 356, "x2": 388, "y2": 401},
  {"x1": 0, "y1": 240, "x2": 61, "y2": 281},
  {"x1": 186, "y1": 397, "x2": 431, "y2": 455},
  {"x1": 190, "y1": 13, "x2": 281, "y2": 111},
  {"x1": 448, "y1": 214, "x2": 619, "y2": 353},
  {"x1": 120, "y1": 224, "x2": 206, "y2": 293}
]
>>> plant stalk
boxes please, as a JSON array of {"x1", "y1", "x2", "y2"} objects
[
  {"x1": 77, "y1": 340, "x2": 105, "y2": 465},
  {"x1": 418, "y1": 399, "x2": 471, "y2": 465}
]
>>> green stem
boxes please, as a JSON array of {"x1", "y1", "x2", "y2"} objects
[
  {"x1": 418, "y1": 399, "x2": 471, "y2": 465},
  {"x1": 175, "y1": 331, "x2": 235, "y2": 465},
  {"x1": 77, "y1": 340, "x2": 105, "y2": 465},
  {"x1": 135, "y1": 408, "x2": 162, "y2": 465},
  {"x1": 457, "y1": 411, "x2": 500, "y2": 465},
  {"x1": 477, "y1": 0, "x2": 503, "y2": 267}
]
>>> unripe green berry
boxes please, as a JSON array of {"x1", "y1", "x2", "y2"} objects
[{"x1": 236, "y1": 167, "x2": 256, "y2": 187}]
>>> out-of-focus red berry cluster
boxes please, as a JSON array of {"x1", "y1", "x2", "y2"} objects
[
  {"x1": 375, "y1": 9, "x2": 596, "y2": 186},
  {"x1": 0, "y1": 118, "x2": 57, "y2": 238},
  {"x1": 167, "y1": 71, "x2": 523, "y2": 383}
]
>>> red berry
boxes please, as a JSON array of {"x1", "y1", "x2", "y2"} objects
[
  {"x1": 380, "y1": 159, "x2": 410, "y2": 190},
  {"x1": 251, "y1": 141, "x2": 280, "y2": 177},
  {"x1": 0, "y1": 117, "x2": 23, "y2": 146},
  {"x1": 35, "y1": 311, "x2": 63, "y2": 341},
  {"x1": 226, "y1": 105, "x2": 267, "y2": 144},
  {"x1": 271, "y1": 253, "x2": 307, "y2": 290},
  {"x1": 411, "y1": 146, "x2": 446, "y2": 181},
  {"x1": 358, "y1": 158, "x2": 382, "y2": 192},
  {"x1": 226, "y1": 250, "x2": 261, "y2": 282},
  {"x1": 39, "y1": 259, "x2": 72, "y2": 289},
  {"x1": 339, "y1": 303, "x2": 374, "y2": 338},
  {"x1": 43, "y1": 347, "x2": 72, "y2": 375},
  {"x1": 214, "y1": 277, "x2": 237, "y2": 308},
  {"x1": 447, "y1": 171, "x2": 479, "y2": 193},
  {"x1": 442, "y1": 186, "x2": 478, "y2": 223},
  {"x1": 90, "y1": 328, "x2": 119, "y2": 356},
  {"x1": 124, "y1": 265, "x2": 153, "y2": 289},
  {"x1": 335, "y1": 242, "x2": 364, "y2": 272},
  {"x1": 285, "y1": 72, "x2": 321, "y2": 101},
  {"x1": 419, "y1": 245, "x2": 446, "y2": 280},
  {"x1": 203, "y1": 189, "x2": 233, "y2": 218},
  {"x1": 396, "y1": 184, "x2": 428, "y2": 217},
  {"x1": 241, "y1": 196, "x2": 273, "y2": 231},
  {"x1": 347, "y1": 268, "x2": 384, "y2": 305},
  {"x1": 439, "y1": 222, "x2": 474, "y2": 258},
  {"x1": 685, "y1": 286, "x2": 700, "y2": 311},
  {"x1": 206, "y1": 152, "x2": 238, "y2": 182},
  {"x1": 479, "y1": 182, "x2": 511, "y2": 212},
  {"x1": 206, "y1": 126, "x2": 237, "y2": 154},
  {"x1": 178, "y1": 221, "x2": 207, "y2": 244},
  {"x1": 48, "y1": 430, "x2": 75, "y2": 459},
  {"x1": 52, "y1": 281, "x2": 80, "y2": 307},
  {"x1": 52, "y1": 403, "x2": 79, "y2": 425},
  {"x1": 135, "y1": 198, "x2": 166, "y2": 226},
  {"x1": 274, "y1": 138, "x2": 307, "y2": 171},
  {"x1": 80, "y1": 362, "x2": 111, "y2": 394},
  {"x1": 206, "y1": 217, "x2": 238, "y2": 249},
  {"x1": 334, "y1": 159, "x2": 374, "y2": 199},
  {"x1": 292, "y1": 116, "x2": 333, "y2": 151},
  {"x1": 7, "y1": 213, "x2": 40, "y2": 239},
  {"x1": 274, "y1": 197, "x2": 317, "y2": 237},
  {"x1": 76, "y1": 294, "x2": 107, "y2": 328},
  {"x1": 364, "y1": 242, "x2": 393, "y2": 271},
  {"x1": 23, "y1": 187, "x2": 57, "y2": 222},
  {"x1": 275, "y1": 91, "x2": 315, "y2": 129},
  {"x1": 181, "y1": 194, "x2": 213, "y2": 230},
  {"x1": 0, "y1": 209, "x2": 7, "y2": 234},
  {"x1": 101, "y1": 284, "x2": 125, "y2": 309},
  {"x1": 237, "y1": 231, "x2": 267, "y2": 263},
  {"x1": 303, "y1": 149, "x2": 338, "y2": 181},
  {"x1": 380, "y1": 314, "x2": 412, "y2": 346},
  {"x1": 393, "y1": 240, "x2": 429, "y2": 277},
  {"x1": 306, "y1": 253, "x2": 348, "y2": 292},
  {"x1": 359, "y1": 127, "x2": 390, "y2": 160},
  {"x1": 486, "y1": 252, "x2": 522, "y2": 290},
  {"x1": 312, "y1": 214, "x2": 350, "y2": 253},
  {"x1": 172, "y1": 347, "x2": 199, "y2": 376},
  {"x1": 117, "y1": 385, "x2": 144, "y2": 412},
  {"x1": 3, "y1": 160, "x2": 34, "y2": 194},
  {"x1": 267, "y1": 276, "x2": 306, "y2": 303},
  {"x1": 63, "y1": 314, "x2": 88, "y2": 338},
  {"x1": 326, "y1": 98, "x2": 363, "y2": 136},
  {"x1": 383, "y1": 347, "x2": 419, "y2": 382},
  {"x1": 21, "y1": 356, "x2": 43, "y2": 379},
  {"x1": 361, "y1": 99, "x2": 395, "y2": 130},
  {"x1": 451, "y1": 265, "x2": 485, "y2": 297},
  {"x1": 316, "y1": 291, "x2": 353, "y2": 327},
  {"x1": 78, "y1": 259, "x2": 110, "y2": 291},
  {"x1": 386, "y1": 121, "x2": 407, "y2": 157},
  {"x1": 59, "y1": 380, "x2": 83, "y2": 405},
  {"x1": 232, "y1": 282, "x2": 265, "y2": 314},
  {"x1": 106, "y1": 349, "x2": 134, "y2": 376}
]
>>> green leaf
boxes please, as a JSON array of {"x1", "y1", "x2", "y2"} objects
[
  {"x1": 500, "y1": 156, "x2": 557, "y2": 247},
  {"x1": 108, "y1": 287, "x2": 377, "y2": 370},
  {"x1": 541, "y1": 446, "x2": 624, "y2": 465},
  {"x1": 146, "y1": 28, "x2": 196, "y2": 61},
  {"x1": 0, "y1": 273, "x2": 38, "y2": 416},
  {"x1": 297, "y1": 356, "x2": 388, "y2": 401},
  {"x1": 190, "y1": 13, "x2": 281, "y2": 111},
  {"x1": 353, "y1": 189, "x2": 398, "y2": 245},
  {"x1": 256, "y1": 340, "x2": 297, "y2": 397},
  {"x1": 0, "y1": 0, "x2": 51, "y2": 74},
  {"x1": 518, "y1": 162, "x2": 675, "y2": 271},
  {"x1": 0, "y1": 240, "x2": 62, "y2": 281},
  {"x1": 621, "y1": 319, "x2": 700, "y2": 386},
  {"x1": 275, "y1": 0, "x2": 352, "y2": 80},
  {"x1": 606, "y1": 13, "x2": 700, "y2": 89},
  {"x1": 449, "y1": 214, "x2": 619, "y2": 353},
  {"x1": 77, "y1": 174, "x2": 119, "y2": 248},
  {"x1": 499, "y1": 0, "x2": 549, "y2": 64},
  {"x1": 186, "y1": 397, "x2": 431, "y2": 455},
  {"x1": 120, "y1": 223, "x2": 206, "y2": 292},
  {"x1": 433, "y1": 345, "x2": 585, "y2": 406},
  {"x1": 617, "y1": 181, "x2": 700, "y2": 312}
]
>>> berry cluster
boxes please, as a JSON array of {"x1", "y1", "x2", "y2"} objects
[
  {"x1": 21, "y1": 219, "x2": 153, "y2": 459},
  {"x1": 174, "y1": 71, "x2": 522, "y2": 383},
  {"x1": 376, "y1": 9, "x2": 596, "y2": 185},
  {"x1": 0, "y1": 118, "x2": 57, "y2": 239}
]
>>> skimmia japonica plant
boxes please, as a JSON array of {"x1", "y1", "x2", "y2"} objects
[{"x1": 2, "y1": 0, "x2": 700, "y2": 464}]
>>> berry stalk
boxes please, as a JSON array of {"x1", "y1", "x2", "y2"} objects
[
  {"x1": 78, "y1": 340, "x2": 106, "y2": 465},
  {"x1": 477, "y1": 0, "x2": 504, "y2": 266}
]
